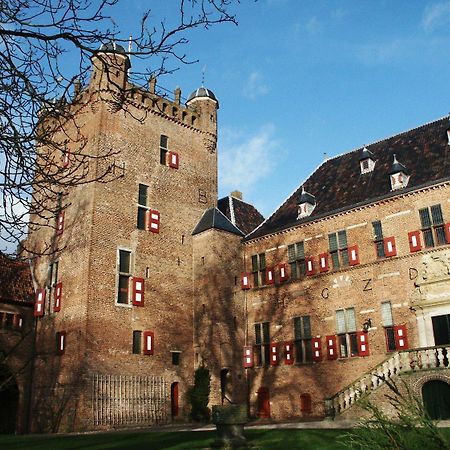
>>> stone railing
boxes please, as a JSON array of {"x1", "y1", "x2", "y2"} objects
[{"x1": 327, "y1": 345, "x2": 450, "y2": 417}]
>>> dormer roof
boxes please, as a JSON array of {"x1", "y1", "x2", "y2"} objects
[
  {"x1": 297, "y1": 186, "x2": 316, "y2": 205},
  {"x1": 359, "y1": 146, "x2": 375, "y2": 161},
  {"x1": 389, "y1": 154, "x2": 409, "y2": 175},
  {"x1": 246, "y1": 116, "x2": 450, "y2": 241}
]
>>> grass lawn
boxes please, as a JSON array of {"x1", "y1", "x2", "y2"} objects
[
  {"x1": 1, "y1": 428, "x2": 449, "y2": 450},
  {"x1": 0, "y1": 428, "x2": 348, "y2": 450}
]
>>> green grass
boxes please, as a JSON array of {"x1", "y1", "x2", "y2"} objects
[
  {"x1": 1, "y1": 428, "x2": 448, "y2": 450},
  {"x1": 0, "y1": 428, "x2": 347, "y2": 450}
]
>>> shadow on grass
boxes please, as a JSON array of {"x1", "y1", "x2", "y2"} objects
[{"x1": 0, "y1": 428, "x2": 351, "y2": 450}]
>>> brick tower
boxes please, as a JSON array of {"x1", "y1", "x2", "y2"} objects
[{"x1": 26, "y1": 43, "x2": 219, "y2": 432}]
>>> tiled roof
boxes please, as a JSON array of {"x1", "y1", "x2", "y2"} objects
[
  {"x1": 192, "y1": 207, "x2": 244, "y2": 236},
  {"x1": 217, "y1": 195, "x2": 265, "y2": 236},
  {"x1": 0, "y1": 253, "x2": 34, "y2": 304},
  {"x1": 246, "y1": 116, "x2": 450, "y2": 241}
]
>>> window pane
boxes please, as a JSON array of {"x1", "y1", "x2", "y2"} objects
[
  {"x1": 423, "y1": 229, "x2": 435, "y2": 248},
  {"x1": 336, "y1": 310, "x2": 346, "y2": 334},
  {"x1": 381, "y1": 302, "x2": 393, "y2": 327},
  {"x1": 253, "y1": 272, "x2": 259, "y2": 287},
  {"x1": 431, "y1": 204, "x2": 444, "y2": 225},
  {"x1": 304, "y1": 340, "x2": 312, "y2": 362},
  {"x1": 340, "y1": 249, "x2": 349, "y2": 267},
  {"x1": 132, "y1": 331, "x2": 141, "y2": 354},
  {"x1": 331, "y1": 251, "x2": 340, "y2": 269},
  {"x1": 251, "y1": 255, "x2": 258, "y2": 272},
  {"x1": 375, "y1": 241, "x2": 385, "y2": 258},
  {"x1": 137, "y1": 207, "x2": 146, "y2": 230},
  {"x1": 119, "y1": 250, "x2": 131, "y2": 273},
  {"x1": 138, "y1": 184, "x2": 147, "y2": 206},
  {"x1": 419, "y1": 208, "x2": 432, "y2": 228},
  {"x1": 349, "y1": 333, "x2": 359, "y2": 356},
  {"x1": 432, "y1": 315, "x2": 450, "y2": 346},
  {"x1": 294, "y1": 340, "x2": 304, "y2": 362},
  {"x1": 385, "y1": 326, "x2": 396, "y2": 351},
  {"x1": 294, "y1": 317, "x2": 302, "y2": 339},
  {"x1": 254, "y1": 345, "x2": 262, "y2": 366},
  {"x1": 262, "y1": 322, "x2": 270, "y2": 343},
  {"x1": 172, "y1": 352, "x2": 180, "y2": 365},
  {"x1": 263, "y1": 344, "x2": 270, "y2": 365},
  {"x1": 338, "y1": 230, "x2": 347, "y2": 249},
  {"x1": 259, "y1": 253, "x2": 266, "y2": 270},
  {"x1": 287, "y1": 244, "x2": 296, "y2": 262},
  {"x1": 302, "y1": 316, "x2": 311, "y2": 339},
  {"x1": 338, "y1": 334, "x2": 348, "y2": 357},
  {"x1": 255, "y1": 323, "x2": 261, "y2": 344},
  {"x1": 289, "y1": 262, "x2": 298, "y2": 279},
  {"x1": 299, "y1": 260, "x2": 306, "y2": 277},
  {"x1": 296, "y1": 241, "x2": 305, "y2": 259},
  {"x1": 160, "y1": 135, "x2": 168, "y2": 149},
  {"x1": 118, "y1": 275, "x2": 129, "y2": 303},
  {"x1": 346, "y1": 308, "x2": 356, "y2": 332},
  {"x1": 436, "y1": 226, "x2": 447, "y2": 245},
  {"x1": 372, "y1": 221, "x2": 383, "y2": 240},
  {"x1": 328, "y1": 233, "x2": 338, "y2": 251}
]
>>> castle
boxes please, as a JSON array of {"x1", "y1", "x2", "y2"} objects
[{"x1": 1, "y1": 43, "x2": 450, "y2": 433}]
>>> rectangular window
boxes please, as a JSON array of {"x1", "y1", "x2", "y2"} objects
[
  {"x1": 372, "y1": 220, "x2": 385, "y2": 258},
  {"x1": 132, "y1": 331, "x2": 142, "y2": 354},
  {"x1": 293, "y1": 316, "x2": 312, "y2": 363},
  {"x1": 328, "y1": 230, "x2": 348, "y2": 269},
  {"x1": 419, "y1": 204, "x2": 446, "y2": 248},
  {"x1": 117, "y1": 249, "x2": 132, "y2": 304},
  {"x1": 254, "y1": 322, "x2": 270, "y2": 366},
  {"x1": 160, "y1": 135, "x2": 168, "y2": 165},
  {"x1": 171, "y1": 351, "x2": 181, "y2": 365},
  {"x1": 47, "y1": 261, "x2": 59, "y2": 313},
  {"x1": 137, "y1": 184, "x2": 149, "y2": 230},
  {"x1": 287, "y1": 241, "x2": 306, "y2": 280},
  {"x1": 251, "y1": 253, "x2": 266, "y2": 287},
  {"x1": 336, "y1": 308, "x2": 357, "y2": 357}
]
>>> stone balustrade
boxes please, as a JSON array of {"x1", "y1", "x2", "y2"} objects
[{"x1": 327, "y1": 345, "x2": 450, "y2": 416}]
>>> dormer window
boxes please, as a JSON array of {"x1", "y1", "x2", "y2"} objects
[
  {"x1": 389, "y1": 154, "x2": 409, "y2": 190},
  {"x1": 297, "y1": 186, "x2": 316, "y2": 219},
  {"x1": 359, "y1": 146, "x2": 375, "y2": 174}
]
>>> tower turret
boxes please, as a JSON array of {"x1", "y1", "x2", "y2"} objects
[{"x1": 186, "y1": 86, "x2": 219, "y2": 136}]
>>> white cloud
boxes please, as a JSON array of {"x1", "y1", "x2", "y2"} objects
[
  {"x1": 242, "y1": 71, "x2": 268, "y2": 100},
  {"x1": 305, "y1": 16, "x2": 323, "y2": 35},
  {"x1": 422, "y1": 1, "x2": 450, "y2": 32},
  {"x1": 219, "y1": 125, "x2": 280, "y2": 196}
]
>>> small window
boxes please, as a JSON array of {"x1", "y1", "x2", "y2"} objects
[
  {"x1": 288, "y1": 242, "x2": 306, "y2": 280},
  {"x1": 300, "y1": 393, "x2": 312, "y2": 413},
  {"x1": 137, "y1": 184, "x2": 149, "y2": 230},
  {"x1": 251, "y1": 253, "x2": 266, "y2": 287},
  {"x1": 133, "y1": 331, "x2": 142, "y2": 354},
  {"x1": 254, "y1": 322, "x2": 270, "y2": 366},
  {"x1": 328, "y1": 230, "x2": 348, "y2": 269},
  {"x1": 419, "y1": 204, "x2": 446, "y2": 248},
  {"x1": 372, "y1": 221, "x2": 385, "y2": 258},
  {"x1": 171, "y1": 351, "x2": 181, "y2": 366},
  {"x1": 294, "y1": 316, "x2": 312, "y2": 363},
  {"x1": 47, "y1": 261, "x2": 59, "y2": 313},
  {"x1": 160, "y1": 135, "x2": 168, "y2": 165},
  {"x1": 336, "y1": 308, "x2": 357, "y2": 357},
  {"x1": 117, "y1": 249, "x2": 132, "y2": 304}
]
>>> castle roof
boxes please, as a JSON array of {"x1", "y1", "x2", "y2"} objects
[
  {"x1": 98, "y1": 42, "x2": 127, "y2": 54},
  {"x1": 246, "y1": 116, "x2": 450, "y2": 241},
  {"x1": 192, "y1": 207, "x2": 244, "y2": 236},
  {"x1": 217, "y1": 195, "x2": 265, "y2": 236},
  {"x1": 187, "y1": 87, "x2": 218, "y2": 107},
  {"x1": 0, "y1": 253, "x2": 34, "y2": 304}
]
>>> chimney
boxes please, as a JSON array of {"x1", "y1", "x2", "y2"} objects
[
  {"x1": 174, "y1": 86, "x2": 181, "y2": 105},
  {"x1": 231, "y1": 190, "x2": 242, "y2": 200},
  {"x1": 149, "y1": 76, "x2": 157, "y2": 94}
]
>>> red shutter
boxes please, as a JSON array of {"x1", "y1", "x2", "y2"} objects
[
  {"x1": 319, "y1": 253, "x2": 329, "y2": 272},
  {"x1": 56, "y1": 331, "x2": 66, "y2": 354},
  {"x1": 305, "y1": 257, "x2": 315, "y2": 276},
  {"x1": 53, "y1": 282, "x2": 62, "y2": 312},
  {"x1": 383, "y1": 236, "x2": 397, "y2": 257},
  {"x1": 241, "y1": 273, "x2": 251, "y2": 290},
  {"x1": 132, "y1": 277, "x2": 145, "y2": 306},
  {"x1": 56, "y1": 211, "x2": 65, "y2": 236},
  {"x1": 357, "y1": 331, "x2": 370, "y2": 357},
  {"x1": 266, "y1": 268, "x2": 275, "y2": 285},
  {"x1": 326, "y1": 335, "x2": 338, "y2": 360},
  {"x1": 63, "y1": 151, "x2": 70, "y2": 167},
  {"x1": 143, "y1": 331, "x2": 154, "y2": 355},
  {"x1": 270, "y1": 342, "x2": 278, "y2": 365},
  {"x1": 284, "y1": 341, "x2": 294, "y2": 365},
  {"x1": 146, "y1": 209, "x2": 160, "y2": 233},
  {"x1": 34, "y1": 289, "x2": 46, "y2": 317},
  {"x1": 311, "y1": 337, "x2": 322, "y2": 361},
  {"x1": 243, "y1": 346, "x2": 254, "y2": 368},
  {"x1": 279, "y1": 263, "x2": 288, "y2": 282},
  {"x1": 445, "y1": 223, "x2": 450, "y2": 244},
  {"x1": 394, "y1": 325, "x2": 409, "y2": 350},
  {"x1": 168, "y1": 151, "x2": 179, "y2": 169},
  {"x1": 348, "y1": 245, "x2": 360, "y2": 265},
  {"x1": 408, "y1": 231, "x2": 422, "y2": 252}
]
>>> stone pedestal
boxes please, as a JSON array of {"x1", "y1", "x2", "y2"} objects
[{"x1": 211, "y1": 404, "x2": 248, "y2": 449}]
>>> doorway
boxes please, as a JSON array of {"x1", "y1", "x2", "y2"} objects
[
  {"x1": 171, "y1": 382, "x2": 179, "y2": 418},
  {"x1": 432, "y1": 314, "x2": 450, "y2": 345},
  {"x1": 220, "y1": 369, "x2": 231, "y2": 404},
  {"x1": 0, "y1": 365, "x2": 19, "y2": 434},
  {"x1": 257, "y1": 387, "x2": 270, "y2": 418},
  {"x1": 422, "y1": 380, "x2": 450, "y2": 419}
]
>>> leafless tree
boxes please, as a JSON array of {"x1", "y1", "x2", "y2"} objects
[{"x1": 0, "y1": 0, "x2": 239, "y2": 254}]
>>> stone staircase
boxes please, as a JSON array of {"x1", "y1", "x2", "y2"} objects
[{"x1": 327, "y1": 345, "x2": 450, "y2": 417}]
